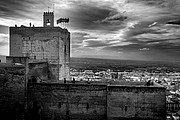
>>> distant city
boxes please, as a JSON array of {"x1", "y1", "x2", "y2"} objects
[{"x1": 70, "y1": 57, "x2": 180, "y2": 119}]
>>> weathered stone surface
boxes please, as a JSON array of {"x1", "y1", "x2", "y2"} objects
[
  {"x1": 28, "y1": 62, "x2": 56, "y2": 82},
  {"x1": 28, "y1": 83, "x2": 166, "y2": 120},
  {"x1": 28, "y1": 83, "x2": 107, "y2": 120},
  {"x1": 10, "y1": 27, "x2": 70, "y2": 81},
  {"x1": 6, "y1": 56, "x2": 28, "y2": 65},
  {"x1": 0, "y1": 64, "x2": 25, "y2": 120},
  {"x1": 107, "y1": 85, "x2": 166, "y2": 120}
]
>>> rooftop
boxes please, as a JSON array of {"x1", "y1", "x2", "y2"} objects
[
  {"x1": 0, "y1": 63, "x2": 24, "y2": 68},
  {"x1": 47, "y1": 79, "x2": 165, "y2": 88}
]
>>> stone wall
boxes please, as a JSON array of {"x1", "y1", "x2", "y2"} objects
[
  {"x1": 28, "y1": 83, "x2": 107, "y2": 120},
  {"x1": 28, "y1": 62, "x2": 55, "y2": 83},
  {"x1": 10, "y1": 27, "x2": 70, "y2": 81},
  {"x1": 107, "y1": 85, "x2": 166, "y2": 120},
  {"x1": 0, "y1": 64, "x2": 25, "y2": 120},
  {"x1": 6, "y1": 56, "x2": 29, "y2": 65},
  {"x1": 27, "y1": 83, "x2": 166, "y2": 120}
]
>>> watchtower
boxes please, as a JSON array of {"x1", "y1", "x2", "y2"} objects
[{"x1": 43, "y1": 12, "x2": 54, "y2": 27}]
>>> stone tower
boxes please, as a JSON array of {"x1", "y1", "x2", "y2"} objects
[
  {"x1": 43, "y1": 12, "x2": 54, "y2": 27},
  {"x1": 10, "y1": 11, "x2": 70, "y2": 81}
]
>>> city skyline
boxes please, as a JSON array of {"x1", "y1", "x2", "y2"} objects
[{"x1": 0, "y1": 0, "x2": 180, "y2": 62}]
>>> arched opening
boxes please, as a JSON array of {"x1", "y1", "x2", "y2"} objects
[{"x1": 46, "y1": 19, "x2": 51, "y2": 26}]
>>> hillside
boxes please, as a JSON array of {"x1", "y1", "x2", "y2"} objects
[{"x1": 70, "y1": 57, "x2": 180, "y2": 72}]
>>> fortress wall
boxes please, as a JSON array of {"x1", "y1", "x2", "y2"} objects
[
  {"x1": 0, "y1": 65, "x2": 25, "y2": 120},
  {"x1": 27, "y1": 83, "x2": 166, "y2": 120},
  {"x1": 107, "y1": 85, "x2": 166, "y2": 120},
  {"x1": 27, "y1": 83, "x2": 107, "y2": 120}
]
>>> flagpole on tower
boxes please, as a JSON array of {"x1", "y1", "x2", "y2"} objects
[
  {"x1": 48, "y1": 6, "x2": 50, "y2": 12},
  {"x1": 53, "y1": 0, "x2": 55, "y2": 13}
]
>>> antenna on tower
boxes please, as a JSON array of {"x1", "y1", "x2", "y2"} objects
[
  {"x1": 48, "y1": 6, "x2": 50, "y2": 12},
  {"x1": 53, "y1": 0, "x2": 55, "y2": 13}
]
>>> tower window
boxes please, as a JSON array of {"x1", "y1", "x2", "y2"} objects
[{"x1": 46, "y1": 19, "x2": 51, "y2": 26}]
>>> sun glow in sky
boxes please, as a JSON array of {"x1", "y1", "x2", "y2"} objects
[{"x1": 0, "y1": 0, "x2": 180, "y2": 62}]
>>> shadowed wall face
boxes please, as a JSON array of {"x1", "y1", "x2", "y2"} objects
[
  {"x1": 107, "y1": 86, "x2": 166, "y2": 120},
  {"x1": 28, "y1": 62, "x2": 55, "y2": 83},
  {"x1": 28, "y1": 84, "x2": 107, "y2": 120},
  {"x1": 0, "y1": 65, "x2": 25, "y2": 120},
  {"x1": 28, "y1": 83, "x2": 166, "y2": 120},
  {"x1": 6, "y1": 56, "x2": 28, "y2": 65}
]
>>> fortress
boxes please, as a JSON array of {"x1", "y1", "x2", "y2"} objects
[
  {"x1": 28, "y1": 82, "x2": 166, "y2": 120},
  {"x1": 0, "y1": 10, "x2": 166, "y2": 120}
]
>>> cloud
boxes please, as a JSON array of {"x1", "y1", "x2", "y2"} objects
[
  {"x1": 84, "y1": 40, "x2": 109, "y2": 48},
  {"x1": 139, "y1": 48, "x2": 150, "y2": 51},
  {"x1": 61, "y1": 3, "x2": 112, "y2": 31},
  {"x1": 0, "y1": 33, "x2": 9, "y2": 55},
  {"x1": 95, "y1": 13, "x2": 128, "y2": 24},
  {"x1": 0, "y1": 25, "x2": 8, "y2": 34},
  {"x1": 0, "y1": 0, "x2": 57, "y2": 26},
  {"x1": 0, "y1": 0, "x2": 180, "y2": 61},
  {"x1": 0, "y1": 33, "x2": 8, "y2": 46},
  {"x1": 149, "y1": 22, "x2": 157, "y2": 27},
  {"x1": 102, "y1": 42, "x2": 180, "y2": 62},
  {"x1": 71, "y1": 32, "x2": 89, "y2": 45},
  {"x1": 0, "y1": 0, "x2": 36, "y2": 19},
  {"x1": 0, "y1": 45, "x2": 9, "y2": 56},
  {"x1": 166, "y1": 19, "x2": 180, "y2": 25}
]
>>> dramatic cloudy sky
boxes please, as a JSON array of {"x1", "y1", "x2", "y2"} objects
[{"x1": 0, "y1": 0, "x2": 180, "y2": 62}]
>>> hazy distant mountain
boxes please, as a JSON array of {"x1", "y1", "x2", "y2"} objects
[
  {"x1": 0, "y1": 55, "x2": 6, "y2": 63},
  {"x1": 70, "y1": 57, "x2": 180, "y2": 72}
]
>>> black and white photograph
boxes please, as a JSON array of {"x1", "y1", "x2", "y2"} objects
[{"x1": 0, "y1": 0, "x2": 180, "y2": 120}]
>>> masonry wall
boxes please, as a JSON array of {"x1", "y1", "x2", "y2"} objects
[
  {"x1": 27, "y1": 83, "x2": 107, "y2": 120},
  {"x1": 28, "y1": 62, "x2": 56, "y2": 83},
  {"x1": 107, "y1": 86, "x2": 166, "y2": 120},
  {"x1": 6, "y1": 56, "x2": 29, "y2": 65},
  {"x1": 0, "y1": 64, "x2": 25, "y2": 120},
  {"x1": 27, "y1": 83, "x2": 166, "y2": 120},
  {"x1": 10, "y1": 27, "x2": 70, "y2": 81}
]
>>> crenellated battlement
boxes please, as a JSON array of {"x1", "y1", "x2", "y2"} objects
[{"x1": 43, "y1": 12, "x2": 54, "y2": 15}]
